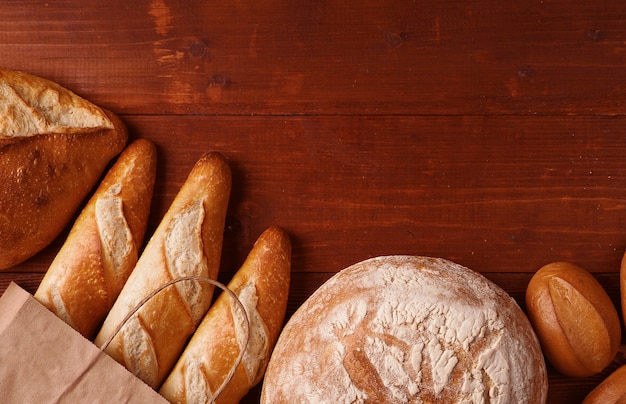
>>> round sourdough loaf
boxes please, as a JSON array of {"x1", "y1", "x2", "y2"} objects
[{"x1": 261, "y1": 256, "x2": 548, "y2": 403}]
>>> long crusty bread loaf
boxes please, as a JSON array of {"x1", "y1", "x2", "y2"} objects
[
  {"x1": 0, "y1": 68, "x2": 128, "y2": 269},
  {"x1": 34, "y1": 139, "x2": 157, "y2": 339},
  {"x1": 159, "y1": 226, "x2": 291, "y2": 403},
  {"x1": 94, "y1": 152, "x2": 231, "y2": 389}
]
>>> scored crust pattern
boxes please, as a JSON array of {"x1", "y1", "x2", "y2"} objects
[
  {"x1": 262, "y1": 256, "x2": 547, "y2": 404},
  {"x1": 0, "y1": 69, "x2": 112, "y2": 138}
]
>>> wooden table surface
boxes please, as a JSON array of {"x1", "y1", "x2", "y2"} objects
[{"x1": 2, "y1": 0, "x2": 626, "y2": 402}]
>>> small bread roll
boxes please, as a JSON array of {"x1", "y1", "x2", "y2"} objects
[
  {"x1": 34, "y1": 139, "x2": 157, "y2": 339},
  {"x1": 526, "y1": 262, "x2": 621, "y2": 378},
  {"x1": 583, "y1": 365, "x2": 626, "y2": 404},
  {"x1": 0, "y1": 68, "x2": 128, "y2": 269},
  {"x1": 160, "y1": 226, "x2": 291, "y2": 403},
  {"x1": 94, "y1": 152, "x2": 231, "y2": 389}
]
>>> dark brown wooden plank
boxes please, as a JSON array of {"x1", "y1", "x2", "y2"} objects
[
  {"x1": 2, "y1": 0, "x2": 626, "y2": 115},
  {"x1": 9, "y1": 114, "x2": 626, "y2": 277}
]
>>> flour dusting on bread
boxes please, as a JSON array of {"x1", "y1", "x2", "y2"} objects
[
  {"x1": 50, "y1": 284, "x2": 74, "y2": 329},
  {"x1": 165, "y1": 199, "x2": 209, "y2": 323},
  {"x1": 96, "y1": 189, "x2": 135, "y2": 287},
  {"x1": 261, "y1": 256, "x2": 548, "y2": 404},
  {"x1": 0, "y1": 69, "x2": 113, "y2": 137},
  {"x1": 121, "y1": 315, "x2": 158, "y2": 388},
  {"x1": 233, "y1": 281, "x2": 269, "y2": 384}
]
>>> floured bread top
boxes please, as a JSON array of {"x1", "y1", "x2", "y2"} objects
[
  {"x1": 180, "y1": 281, "x2": 270, "y2": 403},
  {"x1": 96, "y1": 183, "x2": 136, "y2": 288},
  {"x1": 232, "y1": 281, "x2": 270, "y2": 385},
  {"x1": 0, "y1": 68, "x2": 112, "y2": 138},
  {"x1": 261, "y1": 256, "x2": 548, "y2": 404},
  {"x1": 165, "y1": 199, "x2": 210, "y2": 323},
  {"x1": 43, "y1": 187, "x2": 134, "y2": 331},
  {"x1": 115, "y1": 199, "x2": 209, "y2": 388}
]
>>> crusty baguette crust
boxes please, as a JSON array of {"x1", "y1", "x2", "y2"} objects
[
  {"x1": 0, "y1": 68, "x2": 128, "y2": 270},
  {"x1": 159, "y1": 226, "x2": 291, "y2": 404},
  {"x1": 34, "y1": 139, "x2": 157, "y2": 339},
  {"x1": 583, "y1": 364, "x2": 626, "y2": 404},
  {"x1": 94, "y1": 152, "x2": 232, "y2": 389}
]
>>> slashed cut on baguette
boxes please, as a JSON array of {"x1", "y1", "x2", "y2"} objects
[
  {"x1": 94, "y1": 152, "x2": 231, "y2": 389},
  {"x1": 160, "y1": 226, "x2": 291, "y2": 403},
  {"x1": 34, "y1": 139, "x2": 157, "y2": 339},
  {"x1": 0, "y1": 68, "x2": 127, "y2": 269}
]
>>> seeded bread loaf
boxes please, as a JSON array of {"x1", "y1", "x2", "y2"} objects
[
  {"x1": 34, "y1": 139, "x2": 157, "y2": 339},
  {"x1": 261, "y1": 256, "x2": 548, "y2": 403},
  {"x1": 160, "y1": 226, "x2": 291, "y2": 403},
  {"x1": 94, "y1": 152, "x2": 231, "y2": 389},
  {"x1": 0, "y1": 68, "x2": 128, "y2": 269}
]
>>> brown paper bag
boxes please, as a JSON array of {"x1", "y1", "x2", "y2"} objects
[{"x1": 0, "y1": 282, "x2": 168, "y2": 403}]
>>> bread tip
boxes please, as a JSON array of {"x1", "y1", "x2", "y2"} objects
[
  {"x1": 260, "y1": 226, "x2": 291, "y2": 248},
  {"x1": 101, "y1": 108, "x2": 129, "y2": 150},
  {"x1": 197, "y1": 151, "x2": 228, "y2": 165},
  {"x1": 125, "y1": 138, "x2": 157, "y2": 158},
  {"x1": 190, "y1": 151, "x2": 232, "y2": 181}
]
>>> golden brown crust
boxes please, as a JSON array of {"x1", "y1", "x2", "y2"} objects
[
  {"x1": 159, "y1": 226, "x2": 291, "y2": 404},
  {"x1": 526, "y1": 262, "x2": 621, "y2": 378},
  {"x1": 94, "y1": 152, "x2": 232, "y2": 389},
  {"x1": 619, "y1": 253, "x2": 626, "y2": 325},
  {"x1": 0, "y1": 67, "x2": 128, "y2": 270},
  {"x1": 34, "y1": 139, "x2": 156, "y2": 339},
  {"x1": 583, "y1": 365, "x2": 626, "y2": 404}
]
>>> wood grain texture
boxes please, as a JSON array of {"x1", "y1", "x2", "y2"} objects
[
  {"x1": 1, "y1": 0, "x2": 626, "y2": 402},
  {"x1": 1, "y1": 0, "x2": 626, "y2": 115}
]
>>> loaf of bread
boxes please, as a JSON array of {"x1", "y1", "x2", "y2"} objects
[
  {"x1": 160, "y1": 226, "x2": 291, "y2": 403},
  {"x1": 620, "y1": 252, "x2": 626, "y2": 328},
  {"x1": 261, "y1": 256, "x2": 548, "y2": 403},
  {"x1": 526, "y1": 262, "x2": 621, "y2": 378},
  {"x1": 0, "y1": 68, "x2": 128, "y2": 269},
  {"x1": 583, "y1": 365, "x2": 626, "y2": 404},
  {"x1": 34, "y1": 139, "x2": 157, "y2": 339},
  {"x1": 94, "y1": 152, "x2": 231, "y2": 389}
]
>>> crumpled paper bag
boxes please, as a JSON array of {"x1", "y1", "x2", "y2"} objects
[{"x1": 0, "y1": 282, "x2": 167, "y2": 403}]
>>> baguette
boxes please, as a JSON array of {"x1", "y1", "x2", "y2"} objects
[
  {"x1": 0, "y1": 68, "x2": 128, "y2": 269},
  {"x1": 94, "y1": 152, "x2": 231, "y2": 389},
  {"x1": 160, "y1": 226, "x2": 291, "y2": 403},
  {"x1": 34, "y1": 139, "x2": 157, "y2": 339},
  {"x1": 582, "y1": 364, "x2": 626, "y2": 404}
]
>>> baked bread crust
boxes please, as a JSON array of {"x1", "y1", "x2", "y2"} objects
[
  {"x1": 526, "y1": 262, "x2": 621, "y2": 378},
  {"x1": 0, "y1": 68, "x2": 127, "y2": 269},
  {"x1": 34, "y1": 139, "x2": 157, "y2": 339},
  {"x1": 261, "y1": 255, "x2": 548, "y2": 404},
  {"x1": 94, "y1": 152, "x2": 231, "y2": 389},
  {"x1": 583, "y1": 364, "x2": 626, "y2": 404},
  {"x1": 160, "y1": 226, "x2": 291, "y2": 403}
]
